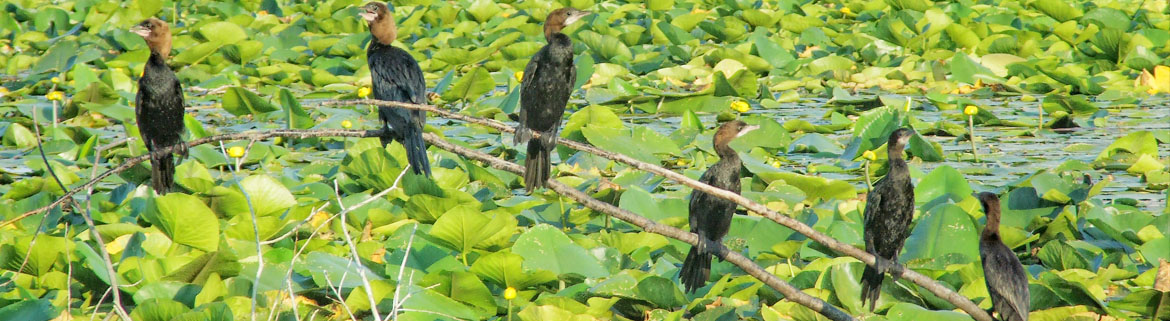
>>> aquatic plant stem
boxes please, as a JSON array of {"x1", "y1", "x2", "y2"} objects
[{"x1": 968, "y1": 114, "x2": 979, "y2": 162}]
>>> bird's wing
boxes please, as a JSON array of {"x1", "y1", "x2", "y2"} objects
[
  {"x1": 517, "y1": 54, "x2": 542, "y2": 124},
  {"x1": 863, "y1": 191, "x2": 881, "y2": 250}
]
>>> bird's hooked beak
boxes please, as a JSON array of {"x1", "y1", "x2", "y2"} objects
[
  {"x1": 130, "y1": 24, "x2": 151, "y2": 38},
  {"x1": 564, "y1": 10, "x2": 592, "y2": 26},
  {"x1": 359, "y1": 7, "x2": 378, "y2": 22},
  {"x1": 736, "y1": 124, "x2": 760, "y2": 138}
]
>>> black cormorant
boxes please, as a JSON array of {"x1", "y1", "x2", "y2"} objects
[
  {"x1": 362, "y1": 2, "x2": 430, "y2": 176},
  {"x1": 978, "y1": 192, "x2": 1030, "y2": 321},
  {"x1": 514, "y1": 7, "x2": 591, "y2": 192},
  {"x1": 131, "y1": 18, "x2": 187, "y2": 194},
  {"x1": 860, "y1": 127, "x2": 915, "y2": 310},
  {"x1": 679, "y1": 120, "x2": 759, "y2": 293}
]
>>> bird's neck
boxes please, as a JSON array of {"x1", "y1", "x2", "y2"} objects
[
  {"x1": 714, "y1": 143, "x2": 740, "y2": 162},
  {"x1": 983, "y1": 211, "x2": 1001, "y2": 239},
  {"x1": 371, "y1": 17, "x2": 398, "y2": 45},
  {"x1": 147, "y1": 39, "x2": 171, "y2": 59},
  {"x1": 147, "y1": 50, "x2": 169, "y2": 69}
]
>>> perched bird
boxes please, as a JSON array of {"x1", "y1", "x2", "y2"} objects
[
  {"x1": 679, "y1": 120, "x2": 759, "y2": 293},
  {"x1": 131, "y1": 18, "x2": 187, "y2": 194},
  {"x1": 514, "y1": 7, "x2": 591, "y2": 192},
  {"x1": 361, "y1": 2, "x2": 430, "y2": 176},
  {"x1": 860, "y1": 127, "x2": 916, "y2": 310},
  {"x1": 978, "y1": 192, "x2": 1030, "y2": 321}
]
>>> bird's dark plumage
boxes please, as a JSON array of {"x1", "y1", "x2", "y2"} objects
[
  {"x1": 860, "y1": 127, "x2": 916, "y2": 311},
  {"x1": 978, "y1": 192, "x2": 1030, "y2": 321},
  {"x1": 132, "y1": 18, "x2": 187, "y2": 194},
  {"x1": 362, "y1": 2, "x2": 430, "y2": 176},
  {"x1": 679, "y1": 120, "x2": 758, "y2": 293},
  {"x1": 514, "y1": 7, "x2": 591, "y2": 193}
]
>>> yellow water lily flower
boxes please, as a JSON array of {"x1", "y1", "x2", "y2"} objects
[
  {"x1": 840, "y1": 7, "x2": 854, "y2": 15},
  {"x1": 862, "y1": 150, "x2": 876, "y2": 161},
  {"x1": 964, "y1": 105, "x2": 979, "y2": 116},
  {"x1": 45, "y1": 91, "x2": 64, "y2": 101},
  {"x1": 341, "y1": 120, "x2": 353, "y2": 129},
  {"x1": 730, "y1": 100, "x2": 751, "y2": 113},
  {"x1": 504, "y1": 287, "x2": 517, "y2": 300},
  {"x1": 51, "y1": 77, "x2": 60, "y2": 84},
  {"x1": 514, "y1": 71, "x2": 524, "y2": 82},
  {"x1": 358, "y1": 86, "x2": 371, "y2": 98},
  {"x1": 227, "y1": 146, "x2": 245, "y2": 158}
]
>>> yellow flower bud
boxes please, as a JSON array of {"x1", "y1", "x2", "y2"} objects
[
  {"x1": 963, "y1": 105, "x2": 978, "y2": 116},
  {"x1": 514, "y1": 71, "x2": 524, "y2": 82},
  {"x1": 730, "y1": 100, "x2": 751, "y2": 113},
  {"x1": 51, "y1": 77, "x2": 60, "y2": 84},
  {"x1": 862, "y1": 150, "x2": 876, "y2": 161},
  {"x1": 504, "y1": 287, "x2": 517, "y2": 300},
  {"x1": 840, "y1": 7, "x2": 854, "y2": 15},
  {"x1": 258, "y1": 10, "x2": 269, "y2": 16},
  {"x1": 358, "y1": 86, "x2": 371, "y2": 98},
  {"x1": 46, "y1": 91, "x2": 64, "y2": 101},
  {"x1": 227, "y1": 146, "x2": 245, "y2": 158},
  {"x1": 341, "y1": 120, "x2": 353, "y2": 129}
]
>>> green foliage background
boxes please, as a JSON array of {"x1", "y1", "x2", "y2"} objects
[{"x1": 0, "y1": 0, "x2": 1168, "y2": 320}]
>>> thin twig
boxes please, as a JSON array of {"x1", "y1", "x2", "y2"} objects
[
  {"x1": 322, "y1": 99, "x2": 994, "y2": 321},
  {"x1": 421, "y1": 133, "x2": 856, "y2": 321}
]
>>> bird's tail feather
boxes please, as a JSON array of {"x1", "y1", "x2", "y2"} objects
[
  {"x1": 523, "y1": 139, "x2": 550, "y2": 192},
  {"x1": 514, "y1": 126, "x2": 532, "y2": 145},
  {"x1": 151, "y1": 153, "x2": 174, "y2": 195},
  {"x1": 860, "y1": 265, "x2": 883, "y2": 311},
  {"x1": 404, "y1": 128, "x2": 431, "y2": 176},
  {"x1": 680, "y1": 247, "x2": 711, "y2": 293}
]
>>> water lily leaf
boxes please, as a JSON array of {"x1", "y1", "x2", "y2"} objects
[
  {"x1": 199, "y1": 21, "x2": 247, "y2": 45},
  {"x1": 582, "y1": 126, "x2": 680, "y2": 164},
  {"x1": 470, "y1": 250, "x2": 557, "y2": 289},
  {"x1": 1096, "y1": 131, "x2": 1157, "y2": 163},
  {"x1": 901, "y1": 204, "x2": 980, "y2": 269},
  {"x1": 222, "y1": 87, "x2": 278, "y2": 116},
  {"x1": 916, "y1": 165, "x2": 973, "y2": 205},
  {"x1": 619, "y1": 185, "x2": 686, "y2": 223},
  {"x1": 512, "y1": 224, "x2": 607, "y2": 278},
  {"x1": 442, "y1": 66, "x2": 493, "y2": 102},
  {"x1": 398, "y1": 284, "x2": 487, "y2": 320},
  {"x1": 0, "y1": 299, "x2": 53, "y2": 321},
  {"x1": 430, "y1": 205, "x2": 518, "y2": 256},
  {"x1": 885, "y1": 302, "x2": 973, "y2": 321},
  {"x1": 279, "y1": 88, "x2": 312, "y2": 130},
  {"x1": 1038, "y1": 272, "x2": 1106, "y2": 311},
  {"x1": 129, "y1": 298, "x2": 191, "y2": 321},
  {"x1": 634, "y1": 276, "x2": 686, "y2": 308},
  {"x1": 304, "y1": 251, "x2": 383, "y2": 288},
  {"x1": 236, "y1": 174, "x2": 296, "y2": 217},
  {"x1": 1030, "y1": 0, "x2": 1083, "y2": 22},
  {"x1": 144, "y1": 193, "x2": 220, "y2": 252},
  {"x1": 1036, "y1": 241, "x2": 1088, "y2": 271}
]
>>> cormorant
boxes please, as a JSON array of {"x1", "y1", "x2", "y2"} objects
[
  {"x1": 978, "y1": 192, "x2": 1030, "y2": 321},
  {"x1": 131, "y1": 18, "x2": 187, "y2": 194},
  {"x1": 679, "y1": 120, "x2": 759, "y2": 293},
  {"x1": 361, "y1": 2, "x2": 430, "y2": 176},
  {"x1": 514, "y1": 7, "x2": 591, "y2": 192},
  {"x1": 860, "y1": 127, "x2": 915, "y2": 310}
]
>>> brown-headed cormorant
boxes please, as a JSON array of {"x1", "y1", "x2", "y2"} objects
[
  {"x1": 679, "y1": 120, "x2": 759, "y2": 293},
  {"x1": 362, "y1": 2, "x2": 430, "y2": 176},
  {"x1": 860, "y1": 127, "x2": 915, "y2": 310},
  {"x1": 131, "y1": 18, "x2": 187, "y2": 194},
  {"x1": 978, "y1": 192, "x2": 1030, "y2": 321},
  {"x1": 514, "y1": 7, "x2": 591, "y2": 192}
]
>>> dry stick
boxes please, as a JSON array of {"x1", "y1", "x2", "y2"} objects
[
  {"x1": 14, "y1": 128, "x2": 853, "y2": 320},
  {"x1": 19, "y1": 98, "x2": 990, "y2": 319},
  {"x1": 421, "y1": 133, "x2": 854, "y2": 321},
  {"x1": 321, "y1": 99, "x2": 993, "y2": 321}
]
